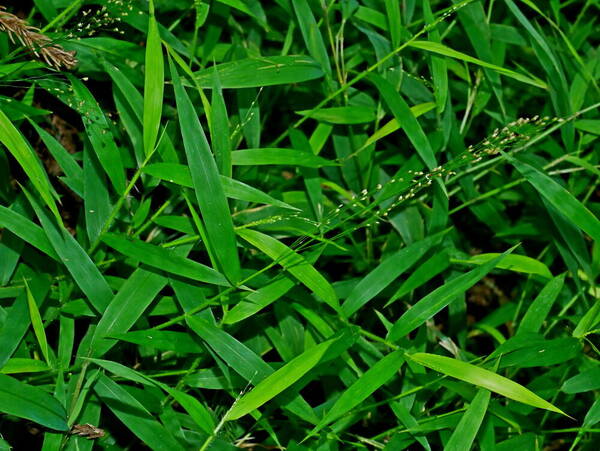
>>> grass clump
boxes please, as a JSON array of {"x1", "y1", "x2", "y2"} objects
[{"x1": 0, "y1": 0, "x2": 599, "y2": 449}]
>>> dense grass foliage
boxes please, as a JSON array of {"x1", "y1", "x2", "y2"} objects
[{"x1": 0, "y1": 0, "x2": 599, "y2": 449}]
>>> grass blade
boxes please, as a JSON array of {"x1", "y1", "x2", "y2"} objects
[
  {"x1": 343, "y1": 234, "x2": 443, "y2": 316},
  {"x1": 169, "y1": 51, "x2": 241, "y2": 283},
  {"x1": 101, "y1": 234, "x2": 228, "y2": 286},
  {"x1": 388, "y1": 245, "x2": 517, "y2": 341},
  {"x1": 308, "y1": 350, "x2": 405, "y2": 436},
  {"x1": 444, "y1": 388, "x2": 491, "y2": 451},
  {"x1": 502, "y1": 151, "x2": 600, "y2": 243},
  {"x1": 237, "y1": 228, "x2": 339, "y2": 311},
  {"x1": 408, "y1": 353, "x2": 568, "y2": 416},
  {"x1": 0, "y1": 374, "x2": 67, "y2": 431},
  {"x1": 94, "y1": 374, "x2": 184, "y2": 450},
  {"x1": 224, "y1": 337, "x2": 337, "y2": 421},
  {"x1": 0, "y1": 109, "x2": 59, "y2": 219},
  {"x1": 142, "y1": 0, "x2": 164, "y2": 157}
]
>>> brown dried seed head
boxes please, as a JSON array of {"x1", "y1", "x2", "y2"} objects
[{"x1": 0, "y1": 6, "x2": 77, "y2": 69}]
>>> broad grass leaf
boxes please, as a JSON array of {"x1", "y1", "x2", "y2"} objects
[
  {"x1": 460, "y1": 253, "x2": 553, "y2": 278},
  {"x1": 497, "y1": 337, "x2": 580, "y2": 368},
  {"x1": 518, "y1": 274, "x2": 565, "y2": 334},
  {"x1": 83, "y1": 145, "x2": 111, "y2": 244},
  {"x1": 224, "y1": 337, "x2": 337, "y2": 421},
  {"x1": 502, "y1": 151, "x2": 600, "y2": 243},
  {"x1": 101, "y1": 234, "x2": 228, "y2": 286},
  {"x1": 24, "y1": 281, "x2": 51, "y2": 366},
  {"x1": 0, "y1": 206, "x2": 58, "y2": 260},
  {"x1": 308, "y1": 350, "x2": 404, "y2": 436},
  {"x1": 88, "y1": 268, "x2": 168, "y2": 358},
  {"x1": 68, "y1": 75, "x2": 126, "y2": 194},
  {"x1": 290, "y1": 0, "x2": 331, "y2": 76},
  {"x1": 408, "y1": 40, "x2": 547, "y2": 89},
  {"x1": 23, "y1": 187, "x2": 113, "y2": 312},
  {"x1": 453, "y1": 0, "x2": 506, "y2": 115},
  {"x1": 169, "y1": 53, "x2": 241, "y2": 283},
  {"x1": 343, "y1": 234, "x2": 444, "y2": 316},
  {"x1": 94, "y1": 374, "x2": 184, "y2": 451},
  {"x1": 408, "y1": 353, "x2": 567, "y2": 416},
  {"x1": 186, "y1": 316, "x2": 273, "y2": 381},
  {"x1": 388, "y1": 246, "x2": 517, "y2": 341},
  {"x1": 363, "y1": 102, "x2": 436, "y2": 149},
  {"x1": 231, "y1": 148, "x2": 336, "y2": 167},
  {"x1": 0, "y1": 358, "x2": 50, "y2": 374},
  {"x1": 142, "y1": 163, "x2": 297, "y2": 209},
  {"x1": 210, "y1": 67, "x2": 231, "y2": 176},
  {"x1": 194, "y1": 56, "x2": 324, "y2": 88},
  {"x1": 0, "y1": 274, "x2": 50, "y2": 368},
  {"x1": 223, "y1": 275, "x2": 296, "y2": 324},
  {"x1": 110, "y1": 330, "x2": 204, "y2": 353},
  {"x1": 562, "y1": 367, "x2": 600, "y2": 394},
  {"x1": 143, "y1": 0, "x2": 164, "y2": 157},
  {"x1": 0, "y1": 109, "x2": 60, "y2": 219},
  {"x1": 385, "y1": 250, "x2": 450, "y2": 307},
  {"x1": 296, "y1": 106, "x2": 376, "y2": 125},
  {"x1": 88, "y1": 358, "x2": 215, "y2": 434},
  {"x1": 423, "y1": 0, "x2": 448, "y2": 113},
  {"x1": 216, "y1": 0, "x2": 267, "y2": 26},
  {"x1": 237, "y1": 228, "x2": 339, "y2": 311},
  {"x1": 444, "y1": 388, "x2": 491, "y2": 451},
  {"x1": 368, "y1": 74, "x2": 437, "y2": 169},
  {"x1": 30, "y1": 120, "x2": 83, "y2": 196},
  {"x1": 0, "y1": 374, "x2": 67, "y2": 431}
]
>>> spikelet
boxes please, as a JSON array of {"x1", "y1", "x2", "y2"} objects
[{"x1": 0, "y1": 6, "x2": 77, "y2": 69}]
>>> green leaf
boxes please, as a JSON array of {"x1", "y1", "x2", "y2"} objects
[
  {"x1": 101, "y1": 234, "x2": 228, "y2": 286},
  {"x1": 169, "y1": 52, "x2": 241, "y2": 284},
  {"x1": 362, "y1": 102, "x2": 436, "y2": 149},
  {"x1": 94, "y1": 374, "x2": 184, "y2": 450},
  {"x1": 110, "y1": 330, "x2": 204, "y2": 353},
  {"x1": 210, "y1": 67, "x2": 231, "y2": 176},
  {"x1": 388, "y1": 246, "x2": 517, "y2": 341},
  {"x1": 296, "y1": 106, "x2": 376, "y2": 125},
  {"x1": 224, "y1": 337, "x2": 337, "y2": 421},
  {"x1": 142, "y1": 163, "x2": 297, "y2": 209},
  {"x1": 0, "y1": 358, "x2": 50, "y2": 374},
  {"x1": 194, "y1": 55, "x2": 324, "y2": 88},
  {"x1": 444, "y1": 389, "x2": 491, "y2": 451},
  {"x1": 68, "y1": 75, "x2": 126, "y2": 194},
  {"x1": 408, "y1": 40, "x2": 547, "y2": 89},
  {"x1": 231, "y1": 148, "x2": 337, "y2": 167},
  {"x1": 186, "y1": 316, "x2": 273, "y2": 381},
  {"x1": 237, "y1": 228, "x2": 339, "y2": 311},
  {"x1": 0, "y1": 374, "x2": 67, "y2": 430},
  {"x1": 25, "y1": 280, "x2": 51, "y2": 366},
  {"x1": 309, "y1": 350, "x2": 404, "y2": 436},
  {"x1": 0, "y1": 206, "x2": 58, "y2": 260},
  {"x1": 343, "y1": 234, "x2": 443, "y2": 316},
  {"x1": 368, "y1": 74, "x2": 437, "y2": 169},
  {"x1": 459, "y1": 253, "x2": 553, "y2": 278},
  {"x1": 502, "y1": 151, "x2": 600, "y2": 243},
  {"x1": 291, "y1": 0, "x2": 331, "y2": 76},
  {"x1": 143, "y1": 0, "x2": 164, "y2": 156},
  {"x1": 23, "y1": 187, "x2": 114, "y2": 312},
  {"x1": 29, "y1": 120, "x2": 83, "y2": 196},
  {"x1": 562, "y1": 367, "x2": 600, "y2": 394},
  {"x1": 408, "y1": 353, "x2": 567, "y2": 416},
  {"x1": 0, "y1": 109, "x2": 59, "y2": 219},
  {"x1": 518, "y1": 274, "x2": 565, "y2": 334},
  {"x1": 223, "y1": 275, "x2": 296, "y2": 324},
  {"x1": 87, "y1": 268, "x2": 168, "y2": 358}
]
